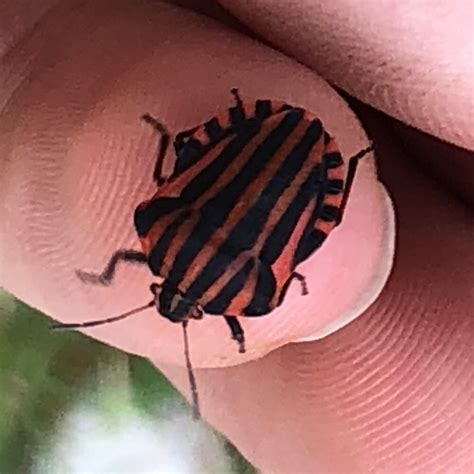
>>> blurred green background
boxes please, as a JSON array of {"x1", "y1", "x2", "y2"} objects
[{"x1": 0, "y1": 291, "x2": 256, "y2": 473}]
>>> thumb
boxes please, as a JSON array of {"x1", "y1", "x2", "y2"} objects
[{"x1": 0, "y1": 1, "x2": 394, "y2": 368}]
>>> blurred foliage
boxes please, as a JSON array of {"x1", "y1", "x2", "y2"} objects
[{"x1": 0, "y1": 293, "x2": 256, "y2": 473}]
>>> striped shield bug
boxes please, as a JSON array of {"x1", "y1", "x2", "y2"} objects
[{"x1": 52, "y1": 89, "x2": 373, "y2": 418}]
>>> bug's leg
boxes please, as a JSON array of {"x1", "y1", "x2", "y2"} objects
[
  {"x1": 224, "y1": 315, "x2": 246, "y2": 353},
  {"x1": 292, "y1": 272, "x2": 309, "y2": 295},
  {"x1": 76, "y1": 249, "x2": 147, "y2": 285},
  {"x1": 277, "y1": 272, "x2": 309, "y2": 306},
  {"x1": 337, "y1": 143, "x2": 374, "y2": 226},
  {"x1": 141, "y1": 114, "x2": 172, "y2": 186}
]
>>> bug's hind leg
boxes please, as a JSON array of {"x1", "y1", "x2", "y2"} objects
[
  {"x1": 76, "y1": 249, "x2": 147, "y2": 285},
  {"x1": 141, "y1": 114, "x2": 172, "y2": 186},
  {"x1": 277, "y1": 272, "x2": 309, "y2": 306},
  {"x1": 224, "y1": 315, "x2": 246, "y2": 353},
  {"x1": 336, "y1": 143, "x2": 374, "y2": 226},
  {"x1": 292, "y1": 272, "x2": 309, "y2": 295}
]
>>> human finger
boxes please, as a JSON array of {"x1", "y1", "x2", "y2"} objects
[{"x1": 0, "y1": 1, "x2": 393, "y2": 368}]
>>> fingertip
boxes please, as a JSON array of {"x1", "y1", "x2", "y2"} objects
[
  {"x1": 0, "y1": 0, "x2": 395, "y2": 371},
  {"x1": 292, "y1": 180, "x2": 395, "y2": 343}
]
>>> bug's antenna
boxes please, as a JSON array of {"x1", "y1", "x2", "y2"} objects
[
  {"x1": 182, "y1": 321, "x2": 201, "y2": 420},
  {"x1": 50, "y1": 300, "x2": 155, "y2": 330}
]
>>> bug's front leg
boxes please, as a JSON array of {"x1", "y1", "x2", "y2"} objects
[
  {"x1": 76, "y1": 249, "x2": 147, "y2": 285},
  {"x1": 141, "y1": 114, "x2": 172, "y2": 186},
  {"x1": 224, "y1": 315, "x2": 246, "y2": 353}
]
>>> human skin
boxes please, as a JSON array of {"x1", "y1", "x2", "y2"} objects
[{"x1": 0, "y1": 1, "x2": 473, "y2": 472}]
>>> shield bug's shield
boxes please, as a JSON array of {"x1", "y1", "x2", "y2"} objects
[{"x1": 52, "y1": 89, "x2": 373, "y2": 418}]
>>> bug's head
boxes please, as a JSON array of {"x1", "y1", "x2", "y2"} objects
[{"x1": 149, "y1": 282, "x2": 203, "y2": 323}]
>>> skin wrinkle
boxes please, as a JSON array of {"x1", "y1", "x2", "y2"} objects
[{"x1": 0, "y1": 1, "x2": 473, "y2": 473}]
